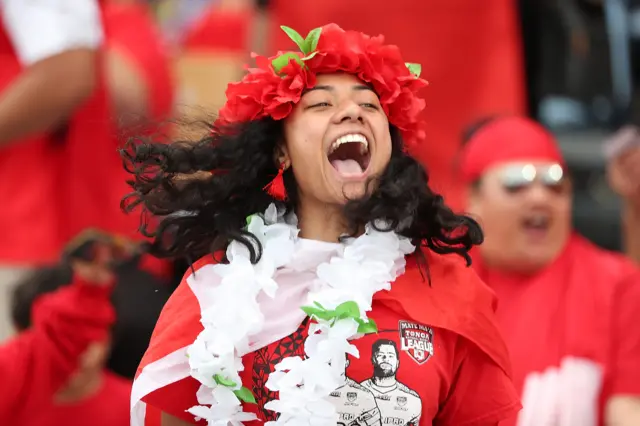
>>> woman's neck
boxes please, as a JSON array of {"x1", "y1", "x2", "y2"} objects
[{"x1": 296, "y1": 199, "x2": 349, "y2": 243}]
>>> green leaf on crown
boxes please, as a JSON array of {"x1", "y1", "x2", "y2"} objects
[
  {"x1": 304, "y1": 27, "x2": 323, "y2": 54},
  {"x1": 280, "y1": 26, "x2": 306, "y2": 52},
  {"x1": 271, "y1": 52, "x2": 304, "y2": 73},
  {"x1": 213, "y1": 374, "x2": 236, "y2": 387},
  {"x1": 405, "y1": 63, "x2": 422, "y2": 78},
  {"x1": 233, "y1": 386, "x2": 257, "y2": 404},
  {"x1": 301, "y1": 51, "x2": 318, "y2": 62}
]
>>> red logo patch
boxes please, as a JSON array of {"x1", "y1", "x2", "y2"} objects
[{"x1": 398, "y1": 320, "x2": 434, "y2": 365}]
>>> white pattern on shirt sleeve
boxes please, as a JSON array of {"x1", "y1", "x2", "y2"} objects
[{"x1": 1, "y1": 0, "x2": 103, "y2": 66}]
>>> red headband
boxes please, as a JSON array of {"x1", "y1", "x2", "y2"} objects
[
  {"x1": 458, "y1": 116, "x2": 564, "y2": 183},
  {"x1": 214, "y1": 23, "x2": 427, "y2": 150}
]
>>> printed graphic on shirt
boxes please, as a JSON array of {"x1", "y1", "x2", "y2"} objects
[
  {"x1": 331, "y1": 357, "x2": 382, "y2": 426},
  {"x1": 250, "y1": 319, "x2": 430, "y2": 425},
  {"x1": 251, "y1": 319, "x2": 309, "y2": 421},
  {"x1": 357, "y1": 339, "x2": 422, "y2": 426},
  {"x1": 398, "y1": 320, "x2": 434, "y2": 365}
]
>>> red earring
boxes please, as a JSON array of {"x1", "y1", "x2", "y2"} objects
[{"x1": 264, "y1": 163, "x2": 287, "y2": 201}]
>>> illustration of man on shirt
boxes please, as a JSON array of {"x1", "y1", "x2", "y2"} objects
[
  {"x1": 330, "y1": 355, "x2": 381, "y2": 426},
  {"x1": 360, "y1": 339, "x2": 422, "y2": 426}
]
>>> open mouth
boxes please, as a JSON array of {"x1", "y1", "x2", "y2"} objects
[
  {"x1": 521, "y1": 213, "x2": 550, "y2": 233},
  {"x1": 327, "y1": 133, "x2": 371, "y2": 178}
]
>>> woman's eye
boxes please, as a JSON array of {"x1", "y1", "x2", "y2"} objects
[
  {"x1": 310, "y1": 102, "x2": 332, "y2": 108},
  {"x1": 361, "y1": 103, "x2": 379, "y2": 110}
]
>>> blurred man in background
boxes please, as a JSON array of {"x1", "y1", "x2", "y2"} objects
[{"x1": 459, "y1": 115, "x2": 640, "y2": 426}]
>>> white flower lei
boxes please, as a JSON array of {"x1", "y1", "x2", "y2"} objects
[{"x1": 186, "y1": 204, "x2": 415, "y2": 426}]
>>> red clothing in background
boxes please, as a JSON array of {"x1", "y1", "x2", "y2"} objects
[
  {"x1": 268, "y1": 0, "x2": 526, "y2": 209},
  {"x1": 475, "y1": 234, "x2": 640, "y2": 426},
  {"x1": 0, "y1": 24, "x2": 62, "y2": 264},
  {"x1": 63, "y1": 2, "x2": 173, "y2": 242},
  {"x1": 138, "y1": 253, "x2": 520, "y2": 425},
  {"x1": 0, "y1": 0, "x2": 103, "y2": 265},
  {"x1": 61, "y1": 3, "x2": 174, "y2": 279},
  {"x1": 0, "y1": 277, "x2": 115, "y2": 425},
  {"x1": 23, "y1": 371, "x2": 130, "y2": 426}
]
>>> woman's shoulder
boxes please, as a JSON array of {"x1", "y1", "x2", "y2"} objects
[
  {"x1": 388, "y1": 250, "x2": 498, "y2": 313},
  {"x1": 375, "y1": 250, "x2": 512, "y2": 377},
  {"x1": 182, "y1": 253, "x2": 220, "y2": 278},
  {"x1": 137, "y1": 254, "x2": 220, "y2": 372},
  {"x1": 134, "y1": 255, "x2": 221, "y2": 424}
]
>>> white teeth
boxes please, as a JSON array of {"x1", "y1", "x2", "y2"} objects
[{"x1": 328, "y1": 133, "x2": 369, "y2": 154}]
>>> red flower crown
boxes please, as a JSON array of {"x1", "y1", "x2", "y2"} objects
[{"x1": 215, "y1": 23, "x2": 428, "y2": 150}]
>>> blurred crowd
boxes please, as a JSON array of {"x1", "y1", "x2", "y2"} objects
[{"x1": 0, "y1": 0, "x2": 639, "y2": 425}]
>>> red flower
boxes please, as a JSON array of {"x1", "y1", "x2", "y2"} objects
[{"x1": 217, "y1": 23, "x2": 428, "y2": 150}]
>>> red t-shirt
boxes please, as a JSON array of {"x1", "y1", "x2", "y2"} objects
[
  {"x1": 144, "y1": 303, "x2": 519, "y2": 426},
  {"x1": 22, "y1": 371, "x2": 131, "y2": 426},
  {"x1": 475, "y1": 235, "x2": 640, "y2": 426}
]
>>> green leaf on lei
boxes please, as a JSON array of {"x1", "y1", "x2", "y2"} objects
[
  {"x1": 405, "y1": 62, "x2": 422, "y2": 78},
  {"x1": 303, "y1": 301, "x2": 377, "y2": 335},
  {"x1": 303, "y1": 27, "x2": 323, "y2": 54},
  {"x1": 213, "y1": 374, "x2": 236, "y2": 387},
  {"x1": 233, "y1": 386, "x2": 257, "y2": 404},
  {"x1": 357, "y1": 318, "x2": 378, "y2": 335},
  {"x1": 271, "y1": 52, "x2": 304, "y2": 73},
  {"x1": 334, "y1": 301, "x2": 361, "y2": 320},
  {"x1": 301, "y1": 305, "x2": 334, "y2": 321},
  {"x1": 280, "y1": 25, "x2": 306, "y2": 52}
]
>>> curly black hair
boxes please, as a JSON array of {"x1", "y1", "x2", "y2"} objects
[{"x1": 120, "y1": 117, "x2": 483, "y2": 271}]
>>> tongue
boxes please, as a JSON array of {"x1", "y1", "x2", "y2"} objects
[{"x1": 331, "y1": 159, "x2": 363, "y2": 175}]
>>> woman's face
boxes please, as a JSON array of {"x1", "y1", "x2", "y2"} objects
[{"x1": 282, "y1": 73, "x2": 392, "y2": 205}]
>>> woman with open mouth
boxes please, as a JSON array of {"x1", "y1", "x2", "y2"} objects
[{"x1": 125, "y1": 23, "x2": 520, "y2": 426}]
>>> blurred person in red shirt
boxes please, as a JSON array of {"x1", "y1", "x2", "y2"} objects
[
  {"x1": 0, "y1": 0, "x2": 103, "y2": 339},
  {"x1": 61, "y1": 0, "x2": 174, "y2": 251},
  {"x1": 0, "y1": 241, "x2": 116, "y2": 425},
  {"x1": 459, "y1": 116, "x2": 640, "y2": 426},
  {"x1": 9, "y1": 265, "x2": 130, "y2": 426},
  {"x1": 54, "y1": 230, "x2": 174, "y2": 381}
]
